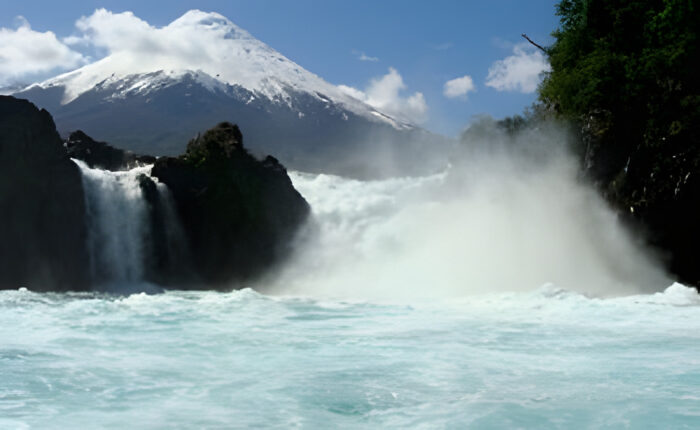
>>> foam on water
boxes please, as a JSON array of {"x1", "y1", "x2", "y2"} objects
[{"x1": 1, "y1": 286, "x2": 700, "y2": 429}]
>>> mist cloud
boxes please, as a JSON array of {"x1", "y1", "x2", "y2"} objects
[{"x1": 263, "y1": 118, "x2": 669, "y2": 300}]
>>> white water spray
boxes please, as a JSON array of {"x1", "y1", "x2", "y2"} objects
[{"x1": 263, "y1": 122, "x2": 670, "y2": 299}]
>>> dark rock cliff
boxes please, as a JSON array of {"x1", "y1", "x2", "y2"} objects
[
  {"x1": 150, "y1": 122, "x2": 310, "y2": 288},
  {"x1": 65, "y1": 130, "x2": 156, "y2": 171},
  {"x1": 0, "y1": 96, "x2": 90, "y2": 291},
  {"x1": 580, "y1": 112, "x2": 700, "y2": 287}
]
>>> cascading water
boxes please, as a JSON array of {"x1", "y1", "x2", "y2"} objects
[
  {"x1": 72, "y1": 159, "x2": 186, "y2": 287},
  {"x1": 73, "y1": 159, "x2": 151, "y2": 283},
  {"x1": 152, "y1": 181, "x2": 190, "y2": 273}
]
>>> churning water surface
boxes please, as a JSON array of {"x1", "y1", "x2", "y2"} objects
[{"x1": 1, "y1": 286, "x2": 700, "y2": 429}]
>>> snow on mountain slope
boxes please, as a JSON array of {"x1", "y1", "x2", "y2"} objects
[{"x1": 27, "y1": 10, "x2": 413, "y2": 130}]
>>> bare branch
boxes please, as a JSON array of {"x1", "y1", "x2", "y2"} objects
[{"x1": 521, "y1": 34, "x2": 547, "y2": 53}]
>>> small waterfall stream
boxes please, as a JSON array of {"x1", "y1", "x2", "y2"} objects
[{"x1": 72, "y1": 159, "x2": 187, "y2": 287}]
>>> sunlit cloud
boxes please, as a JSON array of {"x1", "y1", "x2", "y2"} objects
[
  {"x1": 0, "y1": 16, "x2": 86, "y2": 85},
  {"x1": 485, "y1": 44, "x2": 550, "y2": 93},
  {"x1": 338, "y1": 67, "x2": 428, "y2": 124},
  {"x1": 443, "y1": 75, "x2": 475, "y2": 99}
]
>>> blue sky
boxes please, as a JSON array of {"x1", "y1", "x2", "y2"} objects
[{"x1": 0, "y1": 0, "x2": 560, "y2": 136}]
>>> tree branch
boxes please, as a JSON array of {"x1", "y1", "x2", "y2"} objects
[{"x1": 521, "y1": 34, "x2": 547, "y2": 53}]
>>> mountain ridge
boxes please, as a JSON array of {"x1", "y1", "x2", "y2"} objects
[
  {"x1": 20, "y1": 10, "x2": 412, "y2": 130},
  {"x1": 14, "y1": 10, "x2": 447, "y2": 177}
]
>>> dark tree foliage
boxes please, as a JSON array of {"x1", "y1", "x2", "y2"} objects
[
  {"x1": 538, "y1": 0, "x2": 700, "y2": 286},
  {"x1": 540, "y1": 0, "x2": 700, "y2": 186},
  {"x1": 541, "y1": 0, "x2": 699, "y2": 125}
]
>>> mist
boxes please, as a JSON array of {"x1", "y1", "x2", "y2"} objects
[{"x1": 259, "y1": 117, "x2": 669, "y2": 300}]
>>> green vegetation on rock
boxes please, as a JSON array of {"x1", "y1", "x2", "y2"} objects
[{"x1": 540, "y1": 0, "x2": 699, "y2": 181}]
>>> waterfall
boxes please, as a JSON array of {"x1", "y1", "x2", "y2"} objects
[
  {"x1": 263, "y1": 166, "x2": 669, "y2": 299},
  {"x1": 72, "y1": 159, "x2": 187, "y2": 287}
]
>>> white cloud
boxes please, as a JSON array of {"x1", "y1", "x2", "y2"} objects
[
  {"x1": 352, "y1": 50, "x2": 378, "y2": 62},
  {"x1": 338, "y1": 67, "x2": 427, "y2": 124},
  {"x1": 485, "y1": 44, "x2": 550, "y2": 93},
  {"x1": 70, "y1": 9, "x2": 211, "y2": 65},
  {"x1": 0, "y1": 16, "x2": 86, "y2": 85},
  {"x1": 443, "y1": 75, "x2": 475, "y2": 99}
]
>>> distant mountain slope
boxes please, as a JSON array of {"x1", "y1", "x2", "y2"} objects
[{"x1": 15, "y1": 11, "x2": 450, "y2": 177}]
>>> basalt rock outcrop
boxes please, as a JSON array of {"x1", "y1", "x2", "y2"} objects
[
  {"x1": 580, "y1": 111, "x2": 700, "y2": 287},
  {"x1": 65, "y1": 130, "x2": 156, "y2": 171},
  {"x1": 150, "y1": 122, "x2": 310, "y2": 288},
  {"x1": 0, "y1": 96, "x2": 90, "y2": 291}
]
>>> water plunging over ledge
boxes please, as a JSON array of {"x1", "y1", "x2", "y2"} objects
[{"x1": 72, "y1": 159, "x2": 187, "y2": 288}]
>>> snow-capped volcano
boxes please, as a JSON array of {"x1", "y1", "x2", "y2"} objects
[
  {"x1": 15, "y1": 10, "x2": 447, "y2": 177},
  {"x1": 29, "y1": 10, "x2": 411, "y2": 129}
]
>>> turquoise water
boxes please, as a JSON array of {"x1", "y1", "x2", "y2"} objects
[{"x1": 2, "y1": 285, "x2": 700, "y2": 429}]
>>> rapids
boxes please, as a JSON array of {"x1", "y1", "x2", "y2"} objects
[{"x1": 1, "y1": 286, "x2": 699, "y2": 428}]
